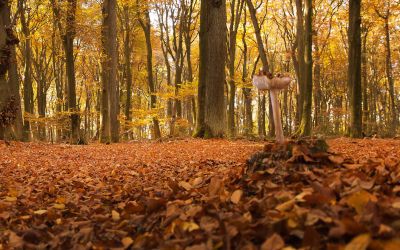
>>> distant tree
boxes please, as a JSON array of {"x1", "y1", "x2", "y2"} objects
[
  {"x1": 195, "y1": 0, "x2": 227, "y2": 138},
  {"x1": 138, "y1": 1, "x2": 162, "y2": 139}
]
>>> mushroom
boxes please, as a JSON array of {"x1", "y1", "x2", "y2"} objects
[{"x1": 253, "y1": 72, "x2": 292, "y2": 143}]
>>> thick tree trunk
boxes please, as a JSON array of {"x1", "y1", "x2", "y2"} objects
[
  {"x1": 298, "y1": 0, "x2": 313, "y2": 136},
  {"x1": 195, "y1": 0, "x2": 227, "y2": 138},
  {"x1": 348, "y1": 0, "x2": 362, "y2": 138},
  {"x1": 3, "y1": 3, "x2": 22, "y2": 140},
  {"x1": 101, "y1": 0, "x2": 119, "y2": 143},
  {"x1": 0, "y1": 2, "x2": 8, "y2": 139},
  {"x1": 64, "y1": 0, "x2": 80, "y2": 144}
]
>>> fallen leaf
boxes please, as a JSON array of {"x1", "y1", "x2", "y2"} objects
[
  {"x1": 181, "y1": 221, "x2": 200, "y2": 232},
  {"x1": 33, "y1": 210, "x2": 47, "y2": 215},
  {"x1": 230, "y1": 190, "x2": 243, "y2": 204},
  {"x1": 329, "y1": 155, "x2": 344, "y2": 165},
  {"x1": 112, "y1": 210, "x2": 120, "y2": 221},
  {"x1": 53, "y1": 203, "x2": 65, "y2": 210},
  {"x1": 344, "y1": 234, "x2": 371, "y2": 250},
  {"x1": 4, "y1": 196, "x2": 17, "y2": 202},
  {"x1": 346, "y1": 190, "x2": 377, "y2": 214},
  {"x1": 185, "y1": 243, "x2": 208, "y2": 250},
  {"x1": 261, "y1": 233, "x2": 285, "y2": 250},
  {"x1": 8, "y1": 231, "x2": 23, "y2": 248},
  {"x1": 122, "y1": 237, "x2": 134, "y2": 248},
  {"x1": 276, "y1": 199, "x2": 295, "y2": 212},
  {"x1": 179, "y1": 181, "x2": 193, "y2": 191}
]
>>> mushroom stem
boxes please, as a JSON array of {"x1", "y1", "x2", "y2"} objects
[{"x1": 270, "y1": 89, "x2": 284, "y2": 143}]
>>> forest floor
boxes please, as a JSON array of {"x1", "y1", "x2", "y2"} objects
[{"x1": 1, "y1": 138, "x2": 400, "y2": 249}]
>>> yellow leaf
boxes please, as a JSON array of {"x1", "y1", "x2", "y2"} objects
[
  {"x1": 276, "y1": 199, "x2": 295, "y2": 212},
  {"x1": 179, "y1": 181, "x2": 193, "y2": 191},
  {"x1": 34, "y1": 210, "x2": 47, "y2": 215},
  {"x1": 181, "y1": 221, "x2": 200, "y2": 232},
  {"x1": 122, "y1": 237, "x2": 133, "y2": 247},
  {"x1": 112, "y1": 210, "x2": 120, "y2": 221},
  {"x1": 5, "y1": 196, "x2": 17, "y2": 202},
  {"x1": 230, "y1": 190, "x2": 243, "y2": 204},
  {"x1": 393, "y1": 201, "x2": 400, "y2": 209},
  {"x1": 192, "y1": 177, "x2": 203, "y2": 186},
  {"x1": 345, "y1": 234, "x2": 371, "y2": 250},
  {"x1": 346, "y1": 190, "x2": 377, "y2": 214},
  {"x1": 53, "y1": 203, "x2": 65, "y2": 210}
]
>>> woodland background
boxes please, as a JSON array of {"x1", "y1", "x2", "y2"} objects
[{"x1": 0, "y1": 0, "x2": 400, "y2": 143}]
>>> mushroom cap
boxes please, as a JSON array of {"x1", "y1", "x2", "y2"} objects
[
  {"x1": 252, "y1": 75, "x2": 271, "y2": 90},
  {"x1": 269, "y1": 76, "x2": 292, "y2": 90}
]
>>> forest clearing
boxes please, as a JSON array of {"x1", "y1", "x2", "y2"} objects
[{"x1": 1, "y1": 138, "x2": 400, "y2": 249}]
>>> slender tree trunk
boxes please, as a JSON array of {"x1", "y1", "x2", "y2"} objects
[
  {"x1": 139, "y1": 9, "x2": 161, "y2": 139},
  {"x1": 383, "y1": 17, "x2": 396, "y2": 134},
  {"x1": 227, "y1": 0, "x2": 244, "y2": 138},
  {"x1": 242, "y1": 11, "x2": 253, "y2": 136},
  {"x1": 295, "y1": 0, "x2": 305, "y2": 125},
  {"x1": 362, "y1": 30, "x2": 369, "y2": 134},
  {"x1": 348, "y1": 0, "x2": 362, "y2": 138},
  {"x1": 20, "y1": 2, "x2": 34, "y2": 141},
  {"x1": 245, "y1": 0, "x2": 269, "y2": 72},
  {"x1": 123, "y1": 6, "x2": 133, "y2": 138}
]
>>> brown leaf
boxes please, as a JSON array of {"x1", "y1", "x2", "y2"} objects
[
  {"x1": 261, "y1": 234, "x2": 285, "y2": 250},
  {"x1": 346, "y1": 190, "x2": 377, "y2": 214},
  {"x1": 344, "y1": 234, "x2": 371, "y2": 250},
  {"x1": 179, "y1": 181, "x2": 193, "y2": 191}
]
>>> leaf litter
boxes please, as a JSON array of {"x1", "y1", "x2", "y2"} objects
[{"x1": 0, "y1": 138, "x2": 400, "y2": 249}]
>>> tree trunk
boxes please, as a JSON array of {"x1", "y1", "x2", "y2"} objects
[
  {"x1": 123, "y1": 6, "x2": 133, "y2": 138},
  {"x1": 0, "y1": 2, "x2": 8, "y2": 139},
  {"x1": 64, "y1": 0, "x2": 80, "y2": 144},
  {"x1": 20, "y1": 1, "x2": 34, "y2": 142},
  {"x1": 139, "y1": 8, "x2": 161, "y2": 139},
  {"x1": 383, "y1": 17, "x2": 396, "y2": 134},
  {"x1": 195, "y1": 0, "x2": 227, "y2": 138},
  {"x1": 348, "y1": 0, "x2": 362, "y2": 138},
  {"x1": 101, "y1": 0, "x2": 119, "y2": 143},
  {"x1": 242, "y1": 11, "x2": 253, "y2": 136},
  {"x1": 298, "y1": 0, "x2": 313, "y2": 136},
  {"x1": 227, "y1": 0, "x2": 244, "y2": 138},
  {"x1": 4, "y1": 3, "x2": 22, "y2": 140},
  {"x1": 295, "y1": 0, "x2": 305, "y2": 125}
]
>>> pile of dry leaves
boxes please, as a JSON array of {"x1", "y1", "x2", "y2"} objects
[{"x1": 1, "y1": 138, "x2": 400, "y2": 249}]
